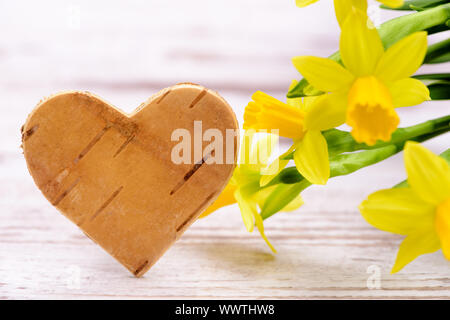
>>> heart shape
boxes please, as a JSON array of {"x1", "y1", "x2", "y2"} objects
[{"x1": 21, "y1": 84, "x2": 238, "y2": 277}]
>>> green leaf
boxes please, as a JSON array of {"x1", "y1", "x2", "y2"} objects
[
  {"x1": 380, "y1": 0, "x2": 449, "y2": 11},
  {"x1": 413, "y1": 73, "x2": 450, "y2": 80},
  {"x1": 428, "y1": 52, "x2": 450, "y2": 63},
  {"x1": 413, "y1": 74, "x2": 450, "y2": 99},
  {"x1": 261, "y1": 125, "x2": 449, "y2": 220},
  {"x1": 442, "y1": 148, "x2": 450, "y2": 162},
  {"x1": 282, "y1": 115, "x2": 450, "y2": 159},
  {"x1": 264, "y1": 122, "x2": 450, "y2": 207},
  {"x1": 424, "y1": 38, "x2": 450, "y2": 63},
  {"x1": 260, "y1": 180, "x2": 310, "y2": 220},
  {"x1": 329, "y1": 145, "x2": 399, "y2": 178},
  {"x1": 426, "y1": 22, "x2": 450, "y2": 34},
  {"x1": 429, "y1": 82, "x2": 450, "y2": 99},
  {"x1": 329, "y1": 126, "x2": 449, "y2": 180},
  {"x1": 267, "y1": 145, "x2": 402, "y2": 188},
  {"x1": 288, "y1": 4, "x2": 450, "y2": 98},
  {"x1": 265, "y1": 166, "x2": 304, "y2": 186}
]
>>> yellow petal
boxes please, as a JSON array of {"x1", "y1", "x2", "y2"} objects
[
  {"x1": 375, "y1": 32, "x2": 427, "y2": 83},
  {"x1": 303, "y1": 83, "x2": 320, "y2": 96},
  {"x1": 436, "y1": 198, "x2": 450, "y2": 261},
  {"x1": 391, "y1": 230, "x2": 441, "y2": 273},
  {"x1": 340, "y1": 8, "x2": 384, "y2": 76},
  {"x1": 260, "y1": 140, "x2": 299, "y2": 187},
  {"x1": 288, "y1": 79, "x2": 298, "y2": 90},
  {"x1": 287, "y1": 96, "x2": 318, "y2": 114},
  {"x1": 199, "y1": 183, "x2": 238, "y2": 218},
  {"x1": 250, "y1": 133, "x2": 278, "y2": 169},
  {"x1": 239, "y1": 130, "x2": 255, "y2": 166},
  {"x1": 233, "y1": 183, "x2": 278, "y2": 253},
  {"x1": 256, "y1": 174, "x2": 305, "y2": 212},
  {"x1": 334, "y1": 0, "x2": 367, "y2": 28},
  {"x1": 295, "y1": 0, "x2": 319, "y2": 7},
  {"x1": 239, "y1": 133, "x2": 279, "y2": 181},
  {"x1": 286, "y1": 80, "x2": 306, "y2": 108},
  {"x1": 286, "y1": 97, "x2": 303, "y2": 109},
  {"x1": 359, "y1": 188, "x2": 435, "y2": 235},
  {"x1": 347, "y1": 76, "x2": 399, "y2": 146},
  {"x1": 253, "y1": 210, "x2": 277, "y2": 253},
  {"x1": 260, "y1": 159, "x2": 289, "y2": 187},
  {"x1": 304, "y1": 92, "x2": 348, "y2": 131},
  {"x1": 378, "y1": 0, "x2": 404, "y2": 8},
  {"x1": 234, "y1": 188, "x2": 256, "y2": 232},
  {"x1": 252, "y1": 185, "x2": 275, "y2": 209},
  {"x1": 404, "y1": 142, "x2": 450, "y2": 205},
  {"x1": 300, "y1": 96, "x2": 320, "y2": 113},
  {"x1": 293, "y1": 131, "x2": 330, "y2": 185},
  {"x1": 281, "y1": 193, "x2": 304, "y2": 211},
  {"x1": 389, "y1": 78, "x2": 430, "y2": 108},
  {"x1": 292, "y1": 56, "x2": 354, "y2": 92}
]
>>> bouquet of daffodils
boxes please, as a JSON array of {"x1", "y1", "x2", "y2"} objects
[{"x1": 202, "y1": 0, "x2": 450, "y2": 273}]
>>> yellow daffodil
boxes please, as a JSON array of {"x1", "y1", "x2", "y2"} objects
[
  {"x1": 243, "y1": 90, "x2": 340, "y2": 185},
  {"x1": 360, "y1": 142, "x2": 450, "y2": 273},
  {"x1": 296, "y1": 0, "x2": 403, "y2": 26},
  {"x1": 292, "y1": 8, "x2": 430, "y2": 146},
  {"x1": 199, "y1": 132, "x2": 304, "y2": 252}
]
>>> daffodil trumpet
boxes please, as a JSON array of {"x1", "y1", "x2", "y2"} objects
[
  {"x1": 293, "y1": 4, "x2": 438, "y2": 145},
  {"x1": 288, "y1": 3, "x2": 450, "y2": 98},
  {"x1": 243, "y1": 91, "x2": 333, "y2": 186}
]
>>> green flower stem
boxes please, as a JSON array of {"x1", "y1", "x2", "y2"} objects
[
  {"x1": 426, "y1": 22, "x2": 450, "y2": 35},
  {"x1": 282, "y1": 115, "x2": 450, "y2": 160},
  {"x1": 424, "y1": 38, "x2": 450, "y2": 63},
  {"x1": 260, "y1": 180, "x2": 310, "y2": 220},
  {"x1": 261, "y1": 125, "x2": 449, "y2": 220},
  {"x1": 414, "y1": 73, "x2": 450, "y2": 80},
  {"x1": 378, "y1": 3, "x2": 450, "y2": 47},
  {"x1": 380, "y1": 0, "x2": 449, "y2": 11},
  {"x1": 287, "y1": 3, "x2": 450, "y2": 98},
  {"x1": 414, "y1": 73, "x2": 450, "y2": 99},
  {"x1": 442, "y1": 148, "x2": 450, "y2": 161}
]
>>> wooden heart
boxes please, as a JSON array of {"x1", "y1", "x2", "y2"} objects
[{"x1": 21, "y1": 84, "x2": 238, "y2": 277}]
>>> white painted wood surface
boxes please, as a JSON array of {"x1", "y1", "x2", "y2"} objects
[{"x1": 0, "y1": 0, "x2": 449, "y2": 299}]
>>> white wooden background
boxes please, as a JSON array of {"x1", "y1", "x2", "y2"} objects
[{"x1": 1, "y1": 0, "x2": 449, "y2": 299}]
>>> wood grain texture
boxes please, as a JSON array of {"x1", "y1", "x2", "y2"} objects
[{"x1": 0, "y1": 0, "x2": 449, "y2": 299}]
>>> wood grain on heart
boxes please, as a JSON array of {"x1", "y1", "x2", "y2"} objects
[{"x1": 21, "y1": 84, "x2": 238, "y2": 277}]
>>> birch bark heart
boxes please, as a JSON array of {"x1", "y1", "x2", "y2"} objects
[{"x1": 21, "y1": 84, "x2": 238, "y2": 277}]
